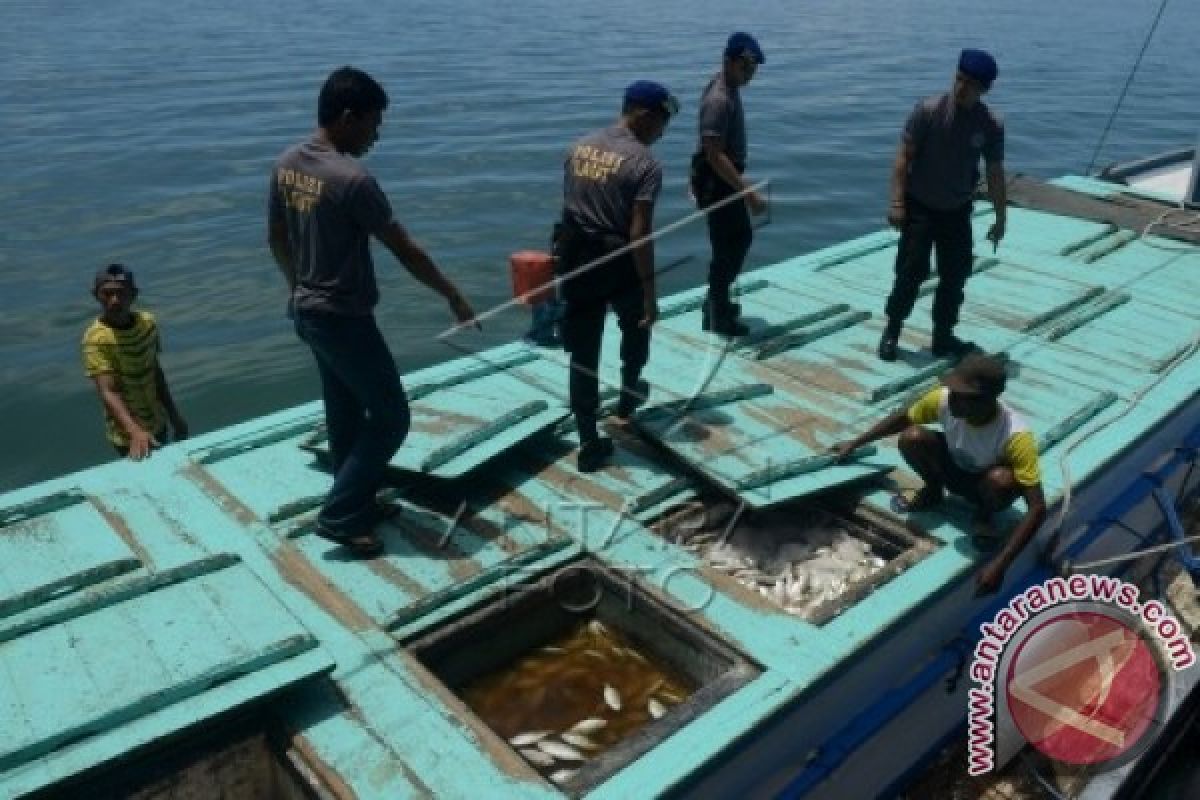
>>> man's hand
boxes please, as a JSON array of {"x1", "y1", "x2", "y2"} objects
[
  {"x1": 986, "y1": 218, "x2": 1006, "y2": 253},
  {"x1": 448, "y1": 293, "x2": 480, "y2": 330},
  {"x1": 975, "y1": 559, "x2": 1006, "y2": 596},
  {"x1": 639, "y1": 297, "x2": 659, "y2": 329},
  {"x1": 127, "y1": 428, "x2": 158, "y2": 461},
  {"x1": 887, "y1": 202, "x2": 906, "y2": 230},
  {"x1": 171, "y1": 415, "x2": 189, "y2": 441},
  {"x1": 747, "y1": 190, "x2": 768, "y2": 216}
]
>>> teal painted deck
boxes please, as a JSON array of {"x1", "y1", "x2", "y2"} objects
[{"x1": 1, "y1": 178, "x2": 1198, "y2": 798}]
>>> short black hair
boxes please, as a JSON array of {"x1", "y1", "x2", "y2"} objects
[{"x1": 317, "y1": 67, "x2": 389, "y2": 126}]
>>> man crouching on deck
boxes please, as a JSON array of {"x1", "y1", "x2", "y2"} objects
[{"x1": 831, "y1": 354, "x2": 1046, "y2": 594}]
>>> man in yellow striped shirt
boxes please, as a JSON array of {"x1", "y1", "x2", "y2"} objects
[
  {"x1": 833, "y1": 354, "x2": 1046, "y2": 594},
  {"x1": 81, "y1": 265, "x2": 188, "y2": 459}
]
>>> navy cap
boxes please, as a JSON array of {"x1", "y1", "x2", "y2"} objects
[
  {"x1": 958, "y1": 48, "x2": 997, "y2": 89},
  {"x1": 93, "y1": 263, "x2": 136, "y2": 291},
  {"x1": 624, "y1": 80, "x2": 680, "y2": 116},
  {"x1": 725, "y1": 32, "x2": 765, "y2": 64}
]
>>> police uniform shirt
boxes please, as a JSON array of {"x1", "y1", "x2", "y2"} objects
[
  {"x1": 697, "y1": 71, "x2": 746, "y2": 169},
  {"x1": 904, "y1": 93, "x2": 1004, "y2": 211},
  {"x1": 563, "y1": 125, "x2": 663, "y2": 240}
]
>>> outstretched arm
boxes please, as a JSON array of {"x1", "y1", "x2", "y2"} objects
[{"x1": 375, "y1": 221, "x2": 478, "y2": 327}]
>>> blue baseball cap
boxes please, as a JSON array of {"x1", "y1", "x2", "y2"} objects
[
  {"x1": 725, "y1": 32, "x2": 765, "y2": 64},
  {"x1": 624, "y1": 80, "x2": 680, "y2": 116},
  {"x1": 958, "y1": 48, "x2": 998, "y2": 89}
]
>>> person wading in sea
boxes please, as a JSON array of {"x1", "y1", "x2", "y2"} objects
[
  {"x1": 691, "y1": 32, "x2": 768, "y2": 338},
  {"x1": 877, "y1": 48, "x2": 1007, "y2": 362},
  {"x1": 268, "y1": 66, "x2": 477, "y2": 558},
  {"x1": 556, "y1": 80, "x2": 677, "y2": 472},
  {"x1": 82, "y1": 264, "x2": 188, "y2": 460},
  {"x1": 832, "y1": 353, "x2": 1046, "y2": 595}
]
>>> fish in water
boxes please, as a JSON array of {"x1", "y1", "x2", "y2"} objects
[
  {"x1": 537, "y1": 739, "x2": 585, "y2": 761},
  {"x1": 603, "y1": 684, "x2": 622, "y2": 711},
  {"x1": 519, "y1": 747, "x2": 556, "y2": 767},
  {"x1": 509, "y1": 730, "x2": 551, "y2": 747},
  {"x1": 569, "y1": 718, "x2": 607, "y2": 734}
]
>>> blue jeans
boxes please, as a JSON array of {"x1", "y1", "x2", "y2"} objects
[{"x1": 294, "y1": 312, "x2": 410, "y2": 534}]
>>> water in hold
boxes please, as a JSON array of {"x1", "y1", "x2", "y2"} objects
[{"x1": 461, "y1": 618, "x2": 693, "y2": 783}]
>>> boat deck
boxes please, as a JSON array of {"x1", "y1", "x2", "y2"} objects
[{"x1": 1, "y1": 176, "x2": 1198, "y2": 799}]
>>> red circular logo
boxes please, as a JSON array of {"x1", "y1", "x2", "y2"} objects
[{"x1": 1005, "y1": 611, "x2": 1162, "y2": 765}]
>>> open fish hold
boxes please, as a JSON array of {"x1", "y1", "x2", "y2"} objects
[{"x1": 406, "y1": 558, "x2": 763, "y2": 794}]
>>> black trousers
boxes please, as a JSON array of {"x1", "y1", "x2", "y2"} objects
[
  {"x1": 558, "y1": 238, "x2": 649, "y2": 441},
  {"x1": 693, "y1": 155, "x2": 752, "y2": 302},
  {"x1": 883, "y1": 196, "x2": 973, "y2": 333}
]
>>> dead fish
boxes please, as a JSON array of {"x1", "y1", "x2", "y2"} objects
[
  {"x1": 519, "y1": 747, "x2": 556, "y2": 767},
  {"x1": 648, "y1": 697, "x2": 667, "y2": 719},
  {"x1": 603, "y1": 684, "x2": 622, "y2": 711},
  {"x1": 537, "y1": 739, "x2": 585, "y2": 761},
  {"x1": 560, "y1": 731, "x2": 600, "y2": 750},
  {"x1": 569, "y1": 718, "x2": 607, "y2": 734},
  {"x1": 509, "y1": 730, "x2": 551, "y2": 747},
  {"x1": 583, "y1": 648, "x2": 607, "y2": 660},
  {"x1": 550, "y1": 768, "x2": 579, "y2": 784},
  {"x1": 588, "y1": 619, "x2": 608, "y2": 636},
  {"x1": 658, "y1": 689, "x2": 684, "y2": 703}
]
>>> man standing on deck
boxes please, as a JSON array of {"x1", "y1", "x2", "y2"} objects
[
  {"x1": 268, "y1": 66, "x2": 477, "y2": 558},
  {"x1": 831, "y1": 354, "x2": 1046, "y2": 595},
  {"x1": 691, "y1": 32, "x2": 768, "y2": 338},
  {"x1": 557, "y1": 80, "x2": 677, "y2": 472},
  {"x1": 877, "y1": 49, "x2": 1007, "y2": 362}
]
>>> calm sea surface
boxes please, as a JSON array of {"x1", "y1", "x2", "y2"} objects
[{"x1": 1, "y1": 0, "x2": 1197, "y2": 490}]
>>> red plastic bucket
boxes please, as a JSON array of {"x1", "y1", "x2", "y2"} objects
[{"x1": 510, "y1": 250, "x2": 556, "y2": 305}]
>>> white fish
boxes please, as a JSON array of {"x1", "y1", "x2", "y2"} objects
[
  {"x1": 537, "y1": 739, "x2": 585, "y2": 761},
  {"x1": 519, "y1": 747, "x2": 555, "y2": 767},
  {"x1": 648, "y1": 697, "x2": 667, "y2": 719},
  {"x1": 550, "y1": 769, "x2": 578, "y2": 784},
  {"x1": 569, "y1": 718, "x2": 607, "y2": 734},
  {"x1": 560, "y1": 731, "x2": 599, "y2": 749},
  {"x1": 603, "y1": 684, "x2": 622, "y2": 711},
  {"x1": 588, "y1": 619, "x2": 608, "y2": 636},
  {"x1": 509, "y1": 730, "x2": 551, "y2": 747}
]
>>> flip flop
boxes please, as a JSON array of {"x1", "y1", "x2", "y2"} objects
[
  {"x1": 890, "y1": 486, "x2": 944, "y2": 514},
  {"x1": 314, "y1": 523, "x2": 384, "y2": 558}
]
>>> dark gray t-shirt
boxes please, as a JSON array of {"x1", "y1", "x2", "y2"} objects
[
  {"x1": 697, "y1": 71, "x2": 746, "y2": 168},
  {"x1": 562, "y1": 125, "x2": 663, "y2": 239},
  {"x1": 904, "y1": 93, "x2": 1004, "y2": 210},
  {"x1": 268, "y1": 136, "x2": 393, "y2": 316}
]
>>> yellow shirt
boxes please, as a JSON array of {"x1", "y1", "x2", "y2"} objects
[
  {"x1": 82, "y1": 311, "x2": 166, "y2": 447},
  {"x1": 907, "y1": 387, "x2": 1041, "y2": 486}
]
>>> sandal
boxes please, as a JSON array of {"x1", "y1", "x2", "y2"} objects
[
  {"x1": 890, "y1": 486, "x2": 945, "y2": 514},
  {"x1": 314, "y1": 523, "x2": 384, "y2": 558}
]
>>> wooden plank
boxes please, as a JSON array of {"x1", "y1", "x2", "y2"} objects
[{"x1": 0, "y1": 498, "x2": 141, "y2": 618}]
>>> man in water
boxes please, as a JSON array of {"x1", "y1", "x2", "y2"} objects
[
  {"x1": 82, "y1": 264, "x2": 188, "y2": 460},
  {"x1": 691, "y1": 31, "x2": 768, "y2": 337},
  {"x1": 268, "y1": 66, "x2": 476, "y2": 557},
  {"x1": 878, "y1": 49, "x2": 1007, "y2": 362},
  {"x1": 832, "y1": 353, "x2": 1045, "y2": 595},
  {"x1": 557, "y1": 80, "x2": 676, "y2": 472}
]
